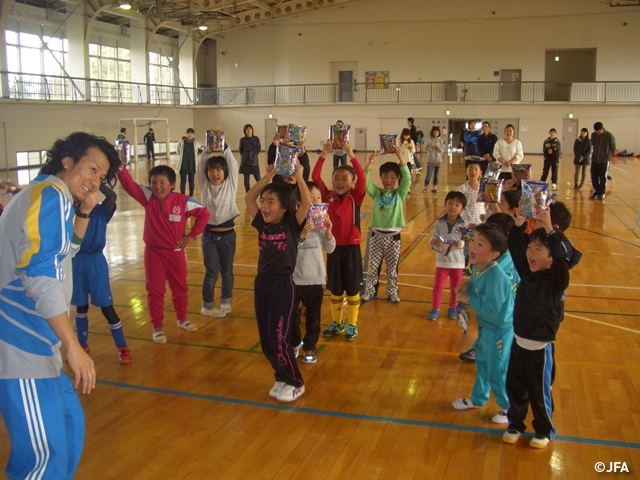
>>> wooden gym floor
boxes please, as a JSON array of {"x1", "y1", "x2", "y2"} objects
[{"x1": 1, "y1": 149, "x2": 639, "y2": 479}]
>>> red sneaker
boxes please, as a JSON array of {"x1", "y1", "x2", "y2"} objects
[{"x1": 118, "y1": 347, "x2": 132, "y2": 365}]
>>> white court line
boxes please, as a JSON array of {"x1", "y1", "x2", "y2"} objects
[
  {"x1": 611, "y1": 165, "x2": 629, "y2": 175},
  {"x1": 564, "y1": 313, "x2": 640, "y2": 335}
]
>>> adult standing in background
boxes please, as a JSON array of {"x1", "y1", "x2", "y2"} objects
[
  {"x1": 493, "y1": 124, "x2": 524, "y2": 180},
  {"x1": 573, "y1": 128, "x2": 592, "y2": 191},
  {"x1": 463, "y1": 120, "x2": 480, "y2": 157},
  {"x1": 477, "y1": 121, "x2": 498, "y2": 174},
  {"x1": 333, "y1": 120, "x2": 347, "y2": 168},
  {"x1": 117, "y1": 127, "x2": 126, "y2": 141},
  {"x1": 177, "y1": 128, "x2": 201, "y2": 197},
  {"x1": 590, "y1": 122, "x2": 616, "y2": 201},
  {"x1": 239, "y1": 124, "x2": 262, "y2": 193},
  {"x1": 143, "y1": 128, "x2": 156, "y2": 161},
  {"x1": 407, "y1": 117, "x2": 422, "y2": 170},
  {"x1": 0, "y1": 132, "x2": 120, "y2": 479}
]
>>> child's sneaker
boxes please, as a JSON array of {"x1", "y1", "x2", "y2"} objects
[
  {"x1": 322, "y1": 321, "x2": 345, "y2": 337},
  {"x1": 219, "y1": 304, "x2": 232, "y2": 316},
  {"x1": 529, "y1": 435, "x2": 550, "y2": 449},
  {"x1": 422, "y1": 188, "x2": 427, "y2": 193},
  {"x1": 152, "y1": 329, "x2": 167, "y2": 344},
  {"x1": 388, "y1": 293, "x2": 401, "y2": 303},
  {"x1": 428, "y1": 309, "x2": 440, "y2": 321},
  {"x1": 492, "y1": 410, "x2": 508, "y2": 424},
  {"x1": 502, "y1": 429, "x2": 522, "y2": 444},
  {"x1": 344, "y1": 324, "x2": 358, "y2": 341},
  {"x1": 200, "y1": 306, "x2": 226, "y2": 318},
  {"x1": 551, "y1": 183, "x2": 557, "y2": 190},
  {"x1": 303, "y1": 350, "x2": 317, "y2": 364},
  {"x1": 462, "y1": 268, "x2": 472, "y2": 277},
  {"x1": 361, "y1": 293, "x2": 376, "y2": 302},
  {"x1": 431, "y1": 187, "x2": 438, "y2": 193},
  {"x1": 177, "y1": 320, "x2": 198, "y2": 332},
  {"x1": 118, "y1": 347, "x2": 132, "y2": 365},
  {"x1": 269, "y1": 381, "x2": 286, "y2": 398},
  {"x1": 448, "y1": 307, "x2": 456, "y2": 319},
  {"x1": 276, "y1": 384, "x2": 305, "y2": 402},
  {"x1": 452, "y1": 397, "x2": 479, "y2": 410},
  {"x1": 294, "y1": 342, "x2": 303, "y2": 358},
  {"x1": 459, "y1": 348, "x2": 476, "y2": 363}
]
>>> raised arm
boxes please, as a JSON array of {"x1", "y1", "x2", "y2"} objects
[
  {"x1": 311, "y1": 141, "x2": 332, "y2": 200},
  {"x1": 295, "y1": 165, "x2": 312, "y2": 225},
  {"x1": 245, "y1": 165, "x2": 276, "y2": 218}
]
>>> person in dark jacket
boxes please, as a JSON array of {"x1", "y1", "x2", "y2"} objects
[
  {"x1": 590, "y1": 122, "x2": 616, "y2": 200},
  {"x1": 573, "y1": 128, "x2": 592, "y2": 191},
  {"x1": 463, "y1": 120, "x2": 481, "y2": 157},
  {"x1": 540, "y1": 128, "x2": 561, "y2": 190},
  {"x1": 143, "y1": 128, "x2": 156, "y2": 161},
  {"x1": 477, "y1": 121, "x2": 498, "y2": 174},
  {"x1": 502, "y1": 207, "x2": 570, "y2": 450},
  {"x1": 239, "y1": 124, "x2": 262, "y2": 193}
]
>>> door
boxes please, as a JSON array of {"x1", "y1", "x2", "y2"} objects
[
  {"x1": 562, "y1": 119, "x2": 579, "y2": 149},
  {"x1": 500, "y1": 69, "x2": 521, "y2": 101},
  {"x1": 339, "y1": 70, "x2": 353, "y2": 102}
]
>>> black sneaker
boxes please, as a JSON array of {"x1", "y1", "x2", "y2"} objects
[
  {"x1": 459, "y1": 348, "x2": 476, "y2": 363},
  {"x1": 462, "y1": 268, "x2": 472, "y2": 277}
]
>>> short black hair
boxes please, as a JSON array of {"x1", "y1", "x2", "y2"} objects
[
  {"x1": 501, "y1": 189, "x2": 521, "y2": 210},
  {"x1": 333, "y1": 164, "x2": 356, "y2": 180},
  {"x1": 186, "y1": 128, "x2": 195, "y2": 134},
  {"x1": 549, "y1": 128, "x2": 557, "y2": 134},
  {"x1": 445, "y1": 190, "x2": 467, "y2": 208},
  {"x1": 482, "y1": 121, "x2": 491, "y2": 127},
  {"x1": 486, "y1": 212, "x2": 515, "y2": 236},
  {"x1": 379, "y1": 161, "x2": 401, "y2": 177},
  {"x1": 120, "y1": 127, "x2": 126, "y2": 133},
  {"x1": 594, "y1": 122, "x2": 604, "y2": 131},
  {"x1": 40, "y1": 131, "x2": 120, "y2": 183},
  {"x1": 205, "y1": 155, "x2": 229, "y2": 182},
  {"x1": 260, "y1": 182, "x2": 296, "y2": 218},
  {"x1": 549, "y1": 201, "x2": 572, "y2": 232},
  {"x1": 148, "y1": 165, "x2": 176, "y2": 185},
  {"x1": 473, "y1": 223, "x2": 508, "y2": 255},
  {"x1": 306, "y1": 180, "x2": 321, "y2": 193},
  {"x1": 407, "y1": 117, "x2": 414, "y2": 124}
]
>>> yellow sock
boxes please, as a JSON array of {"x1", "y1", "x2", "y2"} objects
[
  {"x1": 347, "y1": 293, "x2": 361, "y2": 326},
  {"x1": 330, "y1": 295, "x2": 343, "y2": 324}
]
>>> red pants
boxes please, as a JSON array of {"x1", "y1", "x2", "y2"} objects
[
  {"x1": 144, "y1": 246, "x2": 188, "y2": 328},
  {"x1": 432, "y1": 267, "x2": 463, "y2": 309}
]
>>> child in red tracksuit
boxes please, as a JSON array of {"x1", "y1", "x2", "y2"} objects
[
  {"x1": 117, "y1": 165, "x2": 210, "y2": 343},
  {"x1": 312, "y1": 140, "x2": 368, "y2": 341}
]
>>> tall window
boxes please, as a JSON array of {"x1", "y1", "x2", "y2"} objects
[
  {"x1": 89, "y1": 43, "x2": 131, "y2": 102},
  {"x1": 149, "y1": 51, "x2": 176, "y2": 104},
  {"x1": 5, "y1": 29, "x2": 69, "y2": 100}
]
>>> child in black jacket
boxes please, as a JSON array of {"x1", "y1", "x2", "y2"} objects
[{"x1": 502, "y1": 207, "x2": 570, "y2": 449}]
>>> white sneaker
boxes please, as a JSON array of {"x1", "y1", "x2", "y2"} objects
[
  {"x1": 152, "y1": 328, "x2": 167, "y2": 344},
  {"x1": 219, "y1": 304, "x2": 232, "y2": 315},
  {"x1": 502, "y1": 429, "x2": 521, "y2": 444},
  {"x1": 200, "y1": 306, "x2": 225, "y2": 318},
  {"x1": 492, "y1": 410, "x2": 508, "y2": 424},
  {"x1": 530, "y1": 435, "x2": 550, "y2": 449},
  {"x1": 294, "y1": 342, "x2": 303, "y2": 358},
  {"x1": 177, "y1": 320, "x2": 198, "y2": 332},
  {"x1": 276, "y1": 384, "x2": 305, "y2": 402},
  {"x1": 269, "y1": 381, "x2": 286, "y2": 398},
  {"x1": 551, "y1": 183, "x2": 557, "y2": 190},
  {"x1": 452, "y1": 397, "x2": 479, "y2": 410}
]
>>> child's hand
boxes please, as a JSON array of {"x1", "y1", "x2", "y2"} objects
[
  {"x1": 366, "y1": 151, "x2": 378, "y2": 169},
  {"x1": 321, "y1": 141, "x2": 332, "y2": 157},
  {"x1": 272, "y1": 133, "x2": 281, "y2": 146},
  {"x1": 265, "y1": 164, "x2": 276, "y2": 178},
  {"x1": 344, "y1": 141, "x2": 354, "y2": 159},
  {"x1": 514, "y1": 204, "x2": 526, "y2": 226},
  {"x1": 454, "y1": 282, "x2": 469, "y2": 295},
  {"x1": 324, "y1": 216, "x2": 333, "y2": 233},
  {"x1": 539, "y1": 207, "x2": 553, "y2": 233},
  {"x1": 503, "y1": 178, "x2": 518, "y2": 191},
  {"x1": 295, "y1": 163, "x2": 305, "y2": 181},
  {"x1": 301, "y1": 219, "x2": 313, "y2": 238},
  {"x1": 176, "y1": 235, "x2": 194, "y2": 249}
]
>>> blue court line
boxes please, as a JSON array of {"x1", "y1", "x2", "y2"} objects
[{"x1": 98, "y1": 379, "x2": 640, "y2": 450}]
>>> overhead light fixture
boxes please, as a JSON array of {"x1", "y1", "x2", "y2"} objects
[
  {"x1": 198, "y1": 22, "x2": 208, "y2": 31},
  {"x1": 445, "y1": 110, "x2": 451, "y2": 116},
  {"x1": 119, "y1": 0, "x2": 132, "y2": 10},
  {"x1": 568, "y1": 113, "x2": 574, "y2": 119}
]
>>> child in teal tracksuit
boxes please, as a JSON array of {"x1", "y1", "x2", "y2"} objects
[{"x1": 452, "y1": 223, "x2": 515, "y2": 424}]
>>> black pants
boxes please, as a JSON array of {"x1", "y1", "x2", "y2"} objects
[
  {"x1": 591, "y1": 162, "x2": 608, "y2": 196},
  {"x1": 254, "y1": 274, "x2": 304, "y2": 387},
  {"x1": 333, "y1": 153, "x2": 347, "y2": 168},
  {"x1": 540, "y1": 159, "x2": 559, "y2": 184},
  {"x1": 146, "y1": 144, "x2": 155, "y2": 160},
  {"x1": 180, "y1": 172, "x2": 195, "y2": 197},
  {"x1": 506, "y1": 342, "x2": 555, "y2": 438},
  {"x1": 290, "y1": 284, "x2": 324, "y2": 352}
]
